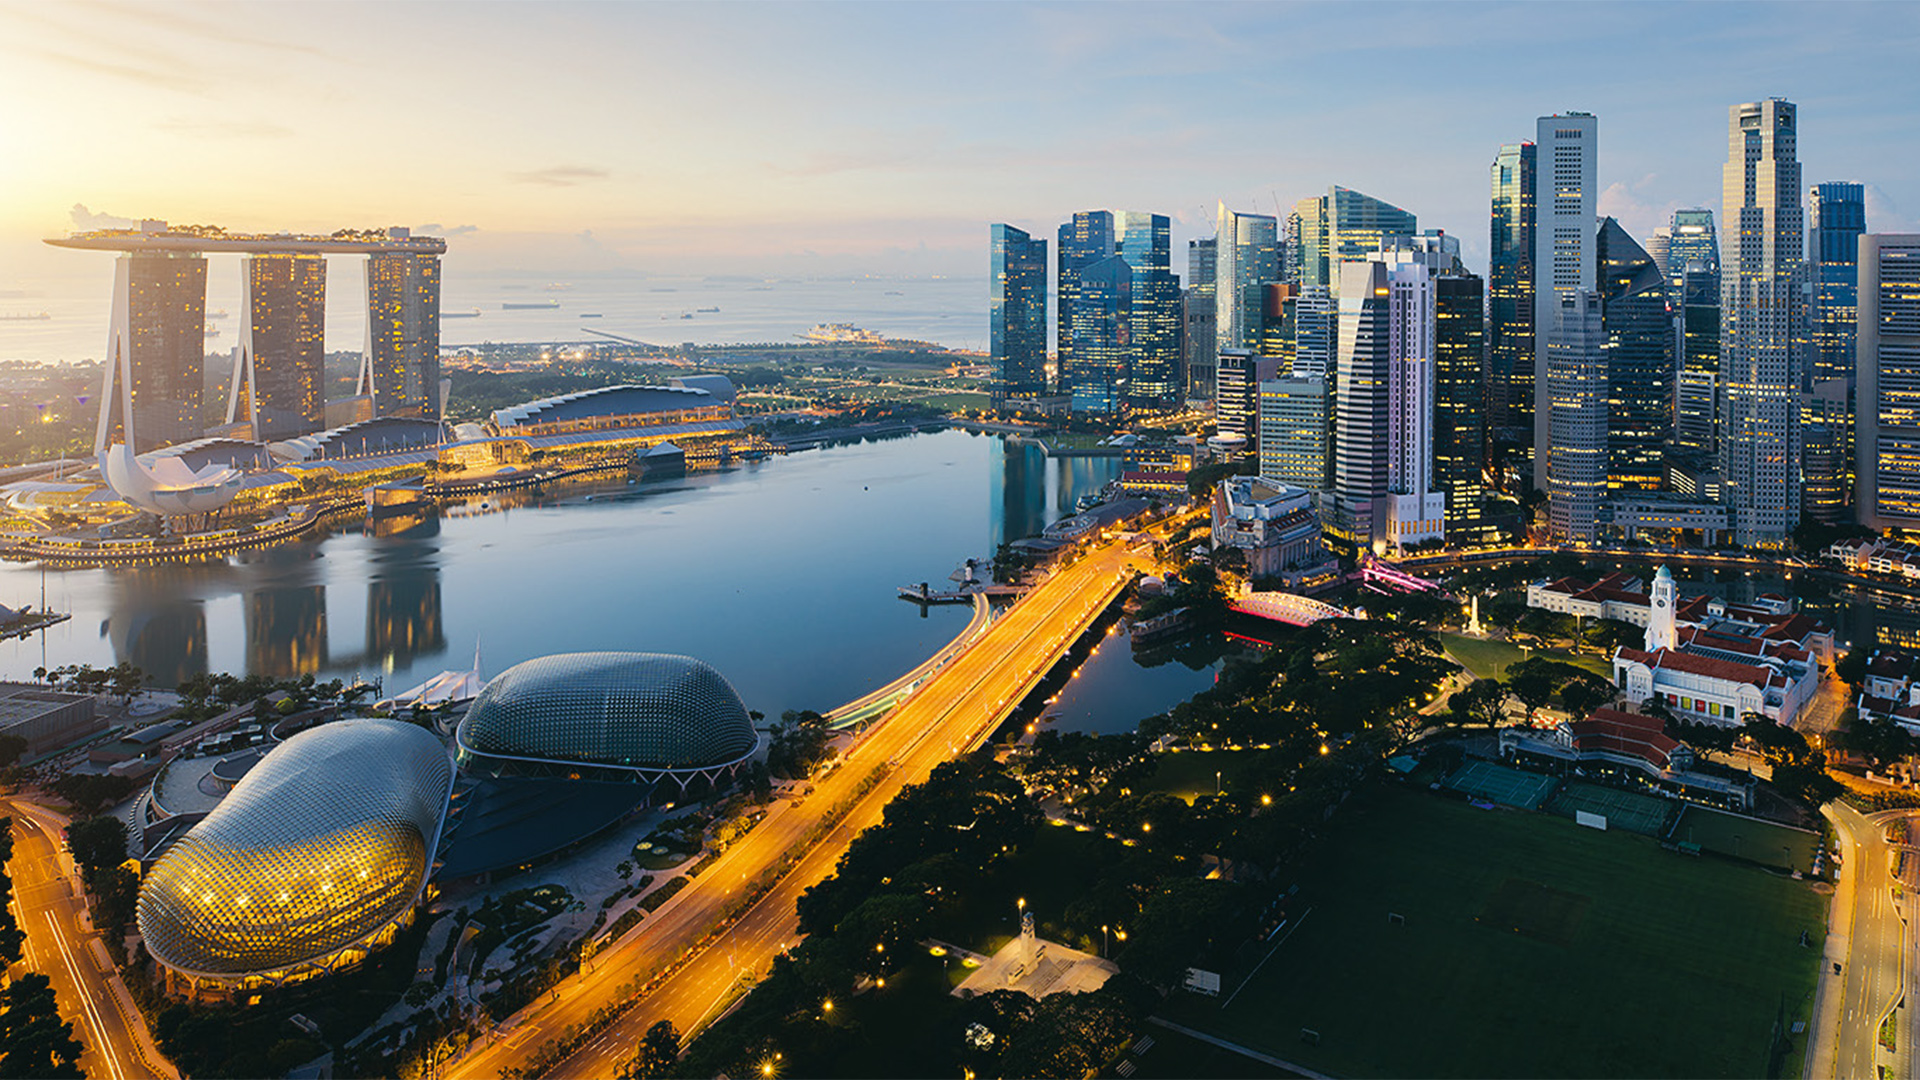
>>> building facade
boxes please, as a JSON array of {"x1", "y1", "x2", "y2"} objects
[
  {"x1": 1597, "y1": 218, "x2": 1673, "y2": 491},
  {"x1": 1067, "y1": 254, "x2": 1130, "y2": 415},
  {"x1": 1544, "y1": 290, "x2": 1607, "y2": 543},
  {"x1": 1435, "y1": 270, "x2": 1490, "y2": 542},
  {"x1": 1533, "y1": 112, "x2": 1599, "y2": 481},
  {"x1": 1675, "y1": 262, "x2": 1722, "y2": 454},
  {"x1": 1719, "y1": 99, "x2": 1804, "y2": 545},
  {"x1": 1185, "y1": 238, "x2": 1217, "y2": 400},
  {"x1": 1119, "y1": 212, "x2": 1183, "y2": 411},
  {"x1": 1257, "y1": 375, "x2": 1330, "y2": 491},
  {"x1": 1214, "y1": 205, "x2": 1279, "y2": 362},
  {"x1": 1857, "y1": 234, "x2": 1920, "y2": 530},
  {"x1": 1489, "y1": 141, "x2": 1537, "y2": 439},
  {"x1": 989, "y1": 224, "x2": 1049, "y2": 404},
  {"x1": 1056, "y1": 210, "x2": 1114, "y2": 386},
  {"x1": 234, "y1": 253, "x2": 326, "y2": 442},
  {"x1": 1810, "y1": 181, "x2": 1867, "y2": 388},
  {"x1": 98, "y1": 251, "x2": 208, "y2": 453},
  {"x1": 364, "y1": 249, "x2": 442, "y2": 420}
]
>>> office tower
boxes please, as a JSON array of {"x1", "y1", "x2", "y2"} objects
[
  {"x1": 1119, "y1": 212, "x2": 1183, "y2": 411},
  {"x1": 1720, "y1": 98, "x2": 1803, "y2": 545},
  {"x1": 230, "y1": 253, "x2": 326, "y2": 442},
  {"x1": 1056, "y1": 210, "x2": 1115, "y2": 381},
  {"x1": 95, "y1": 251, "x2": 207, "y2": 453},
  {"x1": 1675, "y1": 263, "x2": 1722, "y2": 453},
  {"x1": 1257, "y1": 375, "x2": 1331, "y2": 490},
  {"x1": 1186, "y1": 238, "x2": 1216, "y2": 400},
  {"x1": 1802, "y1": 378, "x2": 1850, "y2": 523},
  {"x1": 1290, "y1": 286, "x2": 1336, "y2": 378},
  {"x1": 989, "y1": 225, "x2": 1049, "y2": 404},
  {"x1": 363, "y1": 248, "x2": 442, "y2": 419},
  {"x1": 1295, "y1": 187, "x2": 1419, "y2": 298},
  {"x1": 1809, "y1": 182, "x2": 1867, "y2": 387},
  {"x1": 1667, "y1": 209, "x2": 1720, "y2": 292},
  {"x1": 1384, "y1": 248, "x2": 1446, "y2": 547},
  {"x1": 1067, "y1": 254, "x2": 1130, "y2": 415},
  {"x1": 1216, "y1": 348, "x2": 1281, "y2": 444},
  {"x1": 1596, "y1": 219, "x2": 1673, "y2": 490},
  {"x1": 1647, "y1": 228, "x2": 1673, "y2": 280},
  {"x1": 1490, "y1": 142, "x2": 1538, "y2": 440},
  {"x1": 1214, "y1": 204, "x2": 1279, "y2": 362},
  {"x1": 1282, "y1": 210, "x2": 1303, "y2": 285},
  {"x1": 1435, "y1": 269, "x2": 1489, "y2": 542},
  {"x1": 1856, "y1": 234, "x2": 1920, "y2": 530},
  {"x1": 1331, "y1": 258, "x2": 1391, "y2": 553},
  {"x1": 1544, "y1": 290, "x2": 1607, "y2": 544},
  {"x1": 1293, "y1": 196, "x2": 1329, "y2": 289},
  {"x1": 1533, "y1": 112, "x2": 1598, "y2": 480}
]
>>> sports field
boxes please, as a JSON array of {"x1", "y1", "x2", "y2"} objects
[
  {"x1": 1164, "y1": 784, "x2": 1827, "y2": 1078},
  {"x1": 1673, "y1": 804, "x2": 1821, "y2": 872},
  {"x1": 1443, "y1": 758, "x2": 1558, "y2": 809},
  {"x1": 1546, "y1": 780, "x2": 1676, "y2": 836}
]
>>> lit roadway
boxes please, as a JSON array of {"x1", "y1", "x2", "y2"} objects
[
  {"x1": 5, "y1": 799, "x2": 177, "y2": 1080},
  {"x1": 1816, "y1": 801, "x2": 1920, "y2": 1080},
  {"x1": 445, "y1": 526, "x2": 1165, "y2": 1079}
]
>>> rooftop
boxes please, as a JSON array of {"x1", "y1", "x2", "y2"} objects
[{"x1": 47, "y1": 223, "x2": 446, "y2": 256}]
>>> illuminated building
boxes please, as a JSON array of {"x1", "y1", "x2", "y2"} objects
[
  {"x1": 1665, "y1": 209, "x2": 1720, "y2": 293},
  {"x1": 100, "y1": 250, "x2": 208, "y2": 453},
  {"x1": 136, "y1": 720, "x2": 453, "y2": 1001},
  {"x1": 1544, "y1": 290, "x2": 1606, "y2": 544},
  {"x1": 1293, "y1": 187, "x2": 1418, "y2": 298},
  {"x1": 989, "y1": 224, "x2": 1049, "y2": 403},
  {"x1": 363, "y1": 241, "x2": 442, "y2": 420},
  {"x1": 1066, "y1": 255, "x2": 1130, "y2": 415},
  {"x1": 1216, "y1": 349, "x2": 1280, "y2": 445},
  {"x1": 1533, "y1": 112, "x2": 1598, "y2": 480},
  {"x1": 1675, "y1": 262, "x2": 1721, "y2": 454},
  {"x1": 1801, "y1": 378, "x2": 1850, "y2": 524},
  {"x1": 1809, "y1": 182, "x2": 1866, "y2": 387},
  {"x1": 1596, "y1": 218, "x2": 1672, "y2": 491},
  {"x1": 1214, "y1": 204, "x2": 1279, "y2": 359},
  {"x1": 1056, "y1": 211, "x2": 1115, "y2": 386},
  {"x1": 1719, "y1": 99, "x2": 1804, "y2": 546},
  {"x1": 1257, "y1": 375, "x2": 1329, "y2": 491},
  {"x1": 233, "y1": 254, "x2": 326, "y2": 441},
  {"x1": 1856, "y1": 234, "x2": 1920, "y2": 531},
  {"x1": 1185, "y1": 238, "x2": 1217, "y2": 400},
  {"x1": 1434, "y1": 270, "x2": 1490, "y2": 541},
  {"x1": 1119, "y1": 212, "x2": 1183, "y2": 412}
]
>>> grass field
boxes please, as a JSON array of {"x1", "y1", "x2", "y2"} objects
[
  {"x1": 1546, "y1": 780, "x2": 1677, "y2": 837},
  {"x1": 1674, "y1": 805, "x2": 1821, "y2": 872},
  {"x1": 1140, "y1": 749, "x2": 1267, "y2": 805},
  {"x1": 1439, "y1": 632, "x2": 1613, "y2": 680},
  {"x1": 1164, "y1": 784, "x2": 1827, "y2": 1078}
]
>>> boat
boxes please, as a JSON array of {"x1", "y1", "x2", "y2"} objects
[
  {"x1": 884, "y1": 290, "x2": 904, "y2": 296},
  {"x1": 441, "y1": 308, "x2": 483, "y2": 319},
  {"x1": 580, "y1": 313, "x2": 603, "y2": 318},
  {"x1": 696, "y1": 306, "x2": 719, "y2": 313},
  {"x1": 545, "y1": 282, "x2": 573, "y2": 291},
  {"x1": 207, "y1": 309, "x2": 230, "y2": 320},
  {"x1": 502, "y1": 301, "x2": 561, "y2": 310},
  {"x1": 801, "y1": 322, "x2": 887, "y2": 344},
  {"x1": 204, "y1": 327, "x2": 221, "y2": 338},
  {"x1": 0, "y1": 312, "x2": 50, "y2": 322},
  {"x1": 679, "y1": 312, "x2": 694, "y2": 319}
]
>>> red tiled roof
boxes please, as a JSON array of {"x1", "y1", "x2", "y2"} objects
[
  {"x1": 1569, "y1": 706, "x2": 1681, "y2": 769},
  {"x1": 1617, "y1": 646, "x2": 1774, "y2": 690},
  {"x1": 1762, "y1": 613, "x2": 1827, "y2": 643}
]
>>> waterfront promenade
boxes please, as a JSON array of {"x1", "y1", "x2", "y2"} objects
[{"x1": 444, "y1": 526, "x2": 1156, "y2": 1079}]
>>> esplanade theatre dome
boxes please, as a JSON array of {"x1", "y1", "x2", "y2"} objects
[
  {"x1": 455, "y1": 652, "x2": 759, "y2": 781},
  {"x1": 136, "y1": 720, "x2": 453, "y2": 995}
]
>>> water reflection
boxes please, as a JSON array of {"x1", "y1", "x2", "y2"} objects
[
  {"x1": 364, "y1": 515, "x2": 445, "y2": 671},
  {"x1": 241, "y1": 546, "x2": 328, "y2": 678}
]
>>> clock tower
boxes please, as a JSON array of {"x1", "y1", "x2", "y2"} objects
[{"x1": 1644, "y1": 565, "x2": 1678, "y2": 652}]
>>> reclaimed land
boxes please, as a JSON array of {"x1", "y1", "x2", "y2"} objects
[{"x1": 1164, "y1": 783, "x2": 1826, "y2": 1079}]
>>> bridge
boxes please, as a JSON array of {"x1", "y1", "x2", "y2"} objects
[
  {"x1": 445, "y1": 527, "x2": 1154, "y2": 1080},
  {"x1": 1228, "y1": 587, "x2": 1353, "y2": 627},
  {"x1": 826, "y1": 593, "x2": 993, "y2": 729},
  {"x1": 1357, "y1": 555, "x2": 1446, "y2": 595}
]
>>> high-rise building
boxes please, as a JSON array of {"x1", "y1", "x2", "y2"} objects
[
  {"x1": 1647, "y1": 228, "x2": 1673, "y2": 281},
  {"x1": 1675, "y1": 262, "x2": 1721, "y2": 454},
  {"x1": 1544, "y1": 290, "x2": 1607, "y2": 544},
  {"x1": 1856, "y1": 234, "x2": 1920, "y2": 531},
  {"x1": 1295, "y1": 187, "x2": 1419, "y2": 299},
  {"x1": 1666, "y1": 209, "x2": 1721, "y2": 293},
  {"x1": 1331, "y1": 258, "x2": 1391, "y2": 553},
  {"x1": 1802, "y1": 378, "x2": 1851, "y2": 524},
  {"x1": 989, "y1": 224, "x2": 1049, "y2": 405},
  {"x1": 1288, "y1": 286, "x2": 1336, "y2": 379},
  {"x1": 1257, "y1": 375, "x2": 1331, "y2": 491},
  {"x1": 1719, "y1": 98, "x2": 1803, "y2": 545},
  {"x1": 1119, "y1": 213, "x2": 1183, "y2": 412},
  {"x1": 1596, "y1": 218, "x2": 1673, "y2": 490},
  {"x1": 1293, "y1": 196, "x2": 1328, "y2": 290},
  {"x1": 96, "y1": 251, "x2": 208, "y2": 453},
  {"x1": 1435, "y1": 269, "x2": 1490, "y2": 542},
  {"x1": 1489, "y1": 142, "x2": 1537, "y2": 440},
  {"x1": 1056, "y1": 211, "x2": 1115, "y2": 382},
  {"x1": 363, "y1": 249, "x2": 442, "y2": 419},
  {"x1": 1216, "y1": 348, "x2": 1281, "y2": 444},
  {"x1": 1185, "y1": 238, "x2": 1216, "y2": 400},
  {"x1": 1384, "y1": 247, "x2": 1445, "y2": 547},
  {"x1": 1067, "y1": 254, "x2": 1130, "y2": 415},
  {"x1": 232, "y1": 253, "x2": 326, "y2": 442},
  {"x1": 1214, "y1": 204, "x2": 1279, "y2": 363},
  {"x1": 1809, "y1": 181, "x2": 1867, "y2": 388},
  {"x1": 1533, "y1": 112, "x2": 1598, "y2": 482}
]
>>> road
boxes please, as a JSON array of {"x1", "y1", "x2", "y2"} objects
[
  {"x1": 445, "y1": 527, "x2": 1159, "y2": 1079},
  {"x1": 5, "y1": 799, "x2": 177, "y2": 1080},
  {"x1": 1818, "y1": 801, "x2": 1907, "y2": 1080}
]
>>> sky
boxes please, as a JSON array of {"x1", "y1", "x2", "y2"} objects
[{"x1": 3, "y1": 0, "x2": 1920, "y2": 291}]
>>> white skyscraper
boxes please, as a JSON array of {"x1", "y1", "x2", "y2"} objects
[
  {"x1": 1719, "y1": 98, "x2": 1803, "y2": 545},
  {"x1": 1532, "y1": 112, "x2": 1598, "y2": 486},
  {"x1": 1385, "y1": 251, "x2": 1445, "y2": 547},
  {"x1": 1545, "y1": 289, "x2": 1607, "y2": 544}
]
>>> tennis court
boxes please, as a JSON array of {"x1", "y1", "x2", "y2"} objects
[
  {"x1": 1546, "y1": 781, "x2": 1676, "y2": 836},
  {"x1": 1670, "y1": 805, "x2": 1820, "y2": 872},
  {"x1": 1443, "y1": 759, "x2": 1559, "y2": 810}
]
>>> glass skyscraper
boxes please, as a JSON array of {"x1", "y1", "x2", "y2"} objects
[
  {"x1": 1185, "y1": 238, "x2": 1216, "y2": 401},
  {"x1": 1675, "y1": 264, "x2": 1721, "y2": 454},
  {"x1": 101, "y1": 251, "x2": 208, "y2": 453},
  {"x1": 1119, "y1": 212, "x2": 1182, "y2": 411},
  {"x1": 1068, "y1": 254, "x2": 1130, "y2": 415},
  {"x1": 238, "y1": 253, "x2": 327, "y2": 441},
  {"x1": 989, "y1": 224, "x2": 1049, "y2": 403},
  {"x1": 1666, "y1": 209, "x2": 1720, "y2": 293},
  {"x1": 1214, "y1": 204, "x2": 1279, "y2": 360},
  {"x1": 365, "y1": 251, "x2": 442, "y2": 420},
  {"x1": 1534, "y1": 112, "x2": 1598, "y2": 483},
  {"x1": 1809, "y1": 181, "x2": 1866, "y2": 387},
  {"x1": 1597, "y1": 218, "x2": 1673, "y2": 491},
  {"x1": 1056, "y1": 211, "x2": 1115, "y2": 380},
  {"x1": 1435, "y1": 270, "x2": 1490, "y2": 542},
  {"x1": 1294, "y1": 187, "x2": 1418, "y2": 298},
  {"x1": 1489, "y1": 142, "x2": 1537, "y2": 442},
  {"x1": 1856, "y1": 235, "x2": 1920, "y2": 530}
]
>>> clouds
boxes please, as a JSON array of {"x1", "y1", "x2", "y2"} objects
[
  {"x1": 69, "y1": 204, "x2": 133, "y2": 231},
  {"x1": 511, "y1": 166, "x2": 611, "y2": 188},
  {"x1": 418, "y1": 223, "x2": 481, "y2": 238}
]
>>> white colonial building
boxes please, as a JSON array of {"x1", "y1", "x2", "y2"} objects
[{"x1": 1610, "y1": 567, "x2": 1821, "y2": 727}]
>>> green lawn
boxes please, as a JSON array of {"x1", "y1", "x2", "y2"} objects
[
  {"x1": 1439, "y1": 632, "x2": 1613, "y2": 680},
  {"x1": 1164, "y1": 784, "x2": 1827, "y2": 1079},
  {"x1": 1674, "y1": 805, "x2": 1822, "y2": 872},
  {"x1": 1140, "y1": 749, "x2": 1267, "y2": 805}
]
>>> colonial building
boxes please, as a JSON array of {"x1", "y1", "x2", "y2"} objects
[
  {"x1": 1499, "y1": 706, "x2": 1757, "y2": 811},
  {"x1": 1610, "y1": 567, "x2": 1822, "y2": 726}
]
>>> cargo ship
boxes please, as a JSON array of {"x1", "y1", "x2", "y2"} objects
[
  {"x1": 801, "y1": 322, "x2": 887, "y2": 344},
  {"x1": 502, "y1": 301, "x2": 561, "y2": 310}
]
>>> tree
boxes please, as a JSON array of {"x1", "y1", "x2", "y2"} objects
[
  {"x1": 630, "y1": 1020, "x2": 680, "y2": 1079},
  {"x1": 1835, "y1": 646, "x2": 1870, "y2": 690},
  {"x1": 0, "y1": 973, "x2": 85, "y2": 1079},
  {"x1": 65, "y1": 816, "x2": 128, "y2": 883},
  {"x1": 0, "y1": 819, "x2": 23, "y2": 964},
  {"x1": 1557, "y1": 674, "x2": 1616, "y2": 720},
  {"x1": 1505, "y1": 659, "x2": 1560, "y2": 720},
  {"x1": 1454, "y1": 678, "x2": 1509, "y2": 729},
  {"x1": 46, "y1": 774, "x2": 136, "y2": 817}
]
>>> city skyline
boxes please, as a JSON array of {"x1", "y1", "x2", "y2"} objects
[{"x1": 4, "y1": 1, "x2": 1919, "y2": 305}]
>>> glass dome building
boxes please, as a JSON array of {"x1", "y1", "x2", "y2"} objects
[
  {"x1": 454, "y1": 652, "x2": 759, "y2": 793},
  {"x1": 136, "y1": 719, "x2": 453, "y2": 1000}
]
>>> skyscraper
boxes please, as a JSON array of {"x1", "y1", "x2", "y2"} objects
[
  {"x1": 1056, "y1": 210, "x2": 1115, "y2": 382},
  {"x1": 989, "y1": 224, "x2": 1049, "y2": 404},
  {"x1": 1119, "y1": 212, "x2": 1183, "y2": 411},
  {"x1": 1544, "y1": 290, "x2": 1607, "y2": 544},
  {"x1": 1295, "y1": 188, "x2": 1418, "y2": 298},
  {"x1": 1802, "y1": 378, "x2": 1851, "y2": 524},
  {"x1": 1675, "y1": 262, "x2": 1721, "y2": 454},
  {"x1": 97, "y1": 251, "x2": 208, "y2": 453},
  {"x1": 1596, "y1": 218, "x2": 1673, "y2": 490},
  {"x1": 1533, "y1": 112, "x2": 1598, "y2": 482},
  {"x1": 1384, "y1": 247, "x2": 1445, "y2": 547},
  {"x1": 1435, "y1": 269, "x2": 1490, "y2": 542},
  {"x1": 1666, "y1": 209, "x2": 1721, "y2": 293},
  {"x1": 1293, "y1": 195, "x2": 1328, "y2": 289},
  {"x1": 1330, "y1": 257, "x2": 1392, "y2": 555},
  {"x1": 1216, "y1": 349, "x2": 1281, "y2": 444},
  {"x1": 1214, "y1": 204, "x2": 1279, "y2": 361},
  {"x1": 1489, "y1": 142, "x2": 1537, "y2": 440},
  {"x1": 228, "y1": 253, "x2": 327, "y2": 442},
  {"x1": 1809, "y1": 181, "x2": 1867, "y2": 387},
  {"x1": 1067, "y1": 254, "x2": 1130, "y2": 415},
  {"x1": 1855, "y1": 234, "x2": 1920, "y2": 531},
  {"x1": 1719, "y1": 98, "x2": 1803, "y2": 545},
  {"x1": 1257, "y1": 375, "x2": 1331, "y2": 491},
  {"x1": 1185, "y1": 238, "x2": 1216, "y2": 401},
  {"x1": 364, "y1": 248, "x2": 442, "y2": 419}
]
